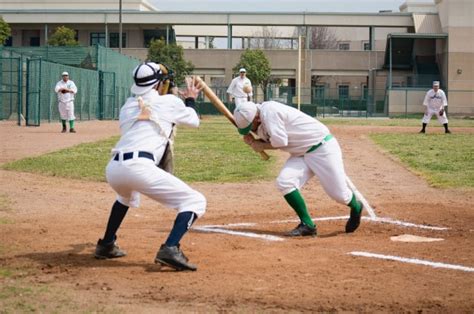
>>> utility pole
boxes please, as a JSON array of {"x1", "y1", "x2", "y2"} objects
[{"x1": 119, "y1": 0, "x2": 123, "y2": 53}]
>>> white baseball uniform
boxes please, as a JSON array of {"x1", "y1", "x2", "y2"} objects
[
  {"x1": 55, "y1": 79, "x2": 77, "y2": 120},
  {"x1": 256, "y1": 101, "x2": 353, "y2": 205},
  {"x1": 422, "y1": 88, "x2": 448, "y2": 124},
  {"x1": 105, "y1": 89, "x2": 206, "y2": 218},
  {"x1": 227, "y1": 76, "x2": 253, "y2": 105}
]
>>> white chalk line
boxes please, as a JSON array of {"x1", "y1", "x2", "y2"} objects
[
  {"x1": 193, "y1": 226, "x2": 284, "y2": 242},
  {"x1": 349, "y1": 251, "x2": 474, "y2": 273},
  {"x1": 368, "y1": 217, "x2": 449, "y2": 231},
  {"x1": 346, "y1": 176, "x2": 377, "y2": 219}
]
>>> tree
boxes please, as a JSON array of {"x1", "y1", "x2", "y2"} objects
[
  {"x1": 233, "y1": 49, "x2": 271, "y2": 99},
  {"x1": 48, "y1": 26, "x2": 79, "y2": 46},
  {"x1": 309, "y1": 26, "x2": 338, "y2": 50},
  {"x1": 0, "y1": 16, "x2": 11, "y2": 46},
  {"x1": 249, "y1": 26, "x2": 292, "y2": 49},
  {"x1": 147, "y1": 38, "x2": 194, "y2": 85}
]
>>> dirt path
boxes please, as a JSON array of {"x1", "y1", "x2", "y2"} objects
[{"x1": 0, "y1": 121, "x2": 473, "y2": 312}]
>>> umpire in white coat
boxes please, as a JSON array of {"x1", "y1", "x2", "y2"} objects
[
  {"x1": 234, "y1": 101, "x2": 364, "y2": 237},
  {"x1": 94, "y1": 62, "x2": 206, "y2": 271}
]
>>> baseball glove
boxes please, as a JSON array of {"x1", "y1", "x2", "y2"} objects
[{"x1": 439, "y1": 108, "x2": 444, "y2": 116}]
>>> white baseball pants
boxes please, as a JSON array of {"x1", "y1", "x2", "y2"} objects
[
  {"x1": 276, "y1": 138, "x2": 353, "y2": 205},
  {"x1": 422, "y1": 108, "x2": 448, "y2": 124},
  {"x1": 106, "y1": 153, "x2": 206, "y2": 217},
  {"x1": 58, "y1": 101, "x2": 76, "y2": 120}
]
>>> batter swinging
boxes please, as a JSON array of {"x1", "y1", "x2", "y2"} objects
[
  {"x1": 94, "y1": 62, "x2": 206, "y2": 271},
  {"x1": 234, "y1": 101, "x2": 364, "y2": 236}
]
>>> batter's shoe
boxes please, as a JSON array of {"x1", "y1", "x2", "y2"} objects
[
  {"x1": 69, "y1": 128, "x2": 76, "y2": 133},
  {"x1": 155, "y1": 244, "x2": 197, "y2": 271},
  {"x1": 94, "y1": 239, "x2": 127, "y2": 259},
  {"x1": 287, "y1": 223, "x2": 317, "y2": 237},
  {"x1": 345, "y1": 201, "x2": 363, "y2": 233}
]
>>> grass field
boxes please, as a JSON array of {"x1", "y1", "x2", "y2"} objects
[
  {"x1": 370, "y1": 133, "x2": 474, "y2": 188},
  {"x1": 2, "y1": 117, "x2": 276, "y2": 183}
]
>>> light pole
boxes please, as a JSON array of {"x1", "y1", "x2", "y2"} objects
[{"x1": 119, "y1": 0, "x2": 123, "y2": 53}]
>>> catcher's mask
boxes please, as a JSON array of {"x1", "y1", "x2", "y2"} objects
[{"x1": 131, "y1": 62, "x2": 175, "y2": 95}]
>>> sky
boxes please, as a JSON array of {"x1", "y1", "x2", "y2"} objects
[{"x1": 149, "y1": 0, "x2": 432, "y2": 13}]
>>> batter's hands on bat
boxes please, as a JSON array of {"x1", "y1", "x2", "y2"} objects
[
  {"x1": 243, "y1": 134, "x2": 254, "y2": 145},
  {"x1": 179, "y1": 76, "x2": 202, "y2": 100}
]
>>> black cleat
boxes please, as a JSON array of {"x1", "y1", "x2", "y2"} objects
[
  {"x1": 94, "y1": 239, "x2": 127, "y2": 259},
  {"x1": 419, "y1": 129, "x2": 425, "y2": 134},
  {"x1": 345, "y1": 201, "x2": 363, "y2": 233},
  {"x1": 155, "y1": 244, "x2": 197, "y2": 271},
  {"x1": 445, "y1": 129, "x2": 451, "y2": 134},
  {"x1": 61, "y1": 127, "x2": 67, "y2": 133},
  {"x1": 287, "y1": 223, "x2": 317, "y2": 237},
  {"x1": 70, "y1": 128, "x2": 76, "y2": 133}
]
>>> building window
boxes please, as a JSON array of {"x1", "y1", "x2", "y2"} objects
[
  {"x1": 338, "y1": 85, "x2": 349, "y2": 99},
  {"x1": 109, "y1": 33, "x2": 126, "y2": 48},
  {"x1": 362, "y1": 85, "x2": 368, "y2": 99},
  {"x1": 4, "y1": 36, "x2": 12, "y2": 47},
  {"x1": 363, "y1": 42, "x2": 371, "y2": 51},
  {"x1": 90, "y1": 32, "x2": 106, "y2": 46},
  {"x1": 338, "y1": 43, "x2": 350, "y2": 50},
  {"x1": 314, "y1": 85, "x2": 325, "y2": 99}
]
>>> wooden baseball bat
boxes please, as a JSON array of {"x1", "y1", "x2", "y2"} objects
[{"x1": 193, "y1": 76, "x2": 270, "y2": 161}]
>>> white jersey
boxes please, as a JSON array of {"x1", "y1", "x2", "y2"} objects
[
  {"x1": 256, "y1": 101, "x2": 330, "y2": 156},
  {"x1": 227, "y1": 76, "x2": 253, "y2": 98},
  {"x1": 55, "y1": 79, "x2": 77, "y2": 103},
  {"x1": 423, "y1": 89, "x2": 447, "y2": 111},
  {"x1": 113, "y1": 89, "x2": 199, "y2": 158}
]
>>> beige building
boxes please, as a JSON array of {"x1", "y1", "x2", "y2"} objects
[{"x1": 1, "y1": 0, "x2": 472, "y2": 115}]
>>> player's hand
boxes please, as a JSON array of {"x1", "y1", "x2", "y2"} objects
[
  {"x1": 243, "y1": 134, "x2": 254, "y2": 145},
  {"x1": 439, "y1": 108, "x2": 444, "y2": 116},
  {"x1": 250, "y1": 140, "x2": 266, "y2": 153},
  {"x1": 179, "y1": 76, "x2": 202, "y2": 100}
]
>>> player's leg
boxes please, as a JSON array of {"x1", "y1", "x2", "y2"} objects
[
  {"x1": 68, "y1": 102, "x2": 76, "y2": 133},
  {"x1": 276, "y1": 157, "x2": 316, "y2": 236},
  {"x1": 95, "y1": 161, "x2": 140, "y2": 259},
  {"x1": 304, "y1": 138, "x2": 363, "y2": 233},
  {"x1": 58, "y1": 102, "x2": 67, "y2": 133},
  {"x1": 420, "y1": 110, "x2": 434, "y2": 133},
  {"x1": 436, "y1": 110, "x2": 450, "y2": 133},
  {"x1": 135, "y1": 163, "x2": 206, "y2": 270}
]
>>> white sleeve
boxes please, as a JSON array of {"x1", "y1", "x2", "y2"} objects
[
  {"x1": 422, "y1": 91, "x2": 430, "y2": 107},
  {"x1": 265, "y1": 110, "x2": 288, "y2": 148},
  {"x1": 70, "y1": 81, "x2": 78, "y2": 94},
  {"x1": 441, "y1": 90, "x2": 448, "y2": 107},
  {"x1": 247, "y1": 79, "x2": 253, "y2": 96},
  {"x1": 54, "y1": 82, "x2": 61, "y2": 93},
  {"x1": 172, "y1": 97, "x2": 200, "y2": 128},
  {"x1": 227, "y1": 78, "x2": 235, "y2": 95}
]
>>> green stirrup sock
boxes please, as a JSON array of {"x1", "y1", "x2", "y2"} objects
[
  {"x1": 348, "y1": 193, "x2": 362, "y2": 214},
  {"x1": 284, "y1": 189, "x2": 315, "y2": 228},
  {"x1": 62, "y1": 120, "x2": 66, "y2": 127},
  {"x1": 69, "y1": 120, "x2": 74, "y2": 129}
]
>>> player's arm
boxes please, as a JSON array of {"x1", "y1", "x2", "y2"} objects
[
  {"x1": 243, "y1": 134, "x2": 276, "y2": 152},
  {"x1": 69, "y1": 81, "x2": 78, "y2": 94},
  {"x1": 226, "y1": 79, "x2": 235, "y2": 102},
  {"x1": 441, "y1": 90, "x2": 448, "y2": 107},
  {"x1": 55, "y1": 82, "x2": 62, "y2": 93}
]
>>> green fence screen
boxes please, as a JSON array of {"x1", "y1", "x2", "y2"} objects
[{"x1": 0, "y1": 57, "x2": 21, "y2": 122}]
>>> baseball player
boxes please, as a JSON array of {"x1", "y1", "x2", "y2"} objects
[
  {"x1": 227, "y1": 68, "x2": 253, "y2": 105},
  {"x1": 94, "y1": 62, "x2": 206, "y2": 271},
  {"x1": 419, "y1": 81, "x2": 451, "y2": 134},
  {"x1": 233, "y1": 101, "x2": 364, "y2": 236},
  {"x1": 54, "y1": 72, "x2": 78, "y2": 133}
]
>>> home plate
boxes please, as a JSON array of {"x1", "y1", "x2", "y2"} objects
[{"x1": 390, "y1": 234, "x2": 444, "y2": 243}]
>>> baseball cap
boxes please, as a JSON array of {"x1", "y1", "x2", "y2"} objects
[
  {"x1": 432, "y1": 81, "x2": 440, "y2": 86},
  {"x1": 234, "y1": 101, "x2": 257, "y2": 135},
  {"x1": 62, "y1": 71, "x2": 69, "y2": 76},
  {"x1": 239, "y1": 68, "x2": 246, "y2": 73},
  {"x1": 130, "y1": 62, "x2": 162, "y2": 95}
]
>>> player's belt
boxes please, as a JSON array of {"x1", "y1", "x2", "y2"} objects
[
  {"x1": 113, "y1": 151, "x2": 154, "y2": 162},
  {"x1": 306, "y1": 134, "x2": 334, "y2": 154}
]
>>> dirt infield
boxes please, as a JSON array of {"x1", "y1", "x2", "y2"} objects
[{"x1": 0, "y1": 120, "x2": 473, "y2": 312}]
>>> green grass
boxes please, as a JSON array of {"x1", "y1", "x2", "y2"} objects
[
  {"x1": 2, "y1": 117, "x2": 276, "y2": 183},
  {"x1": 319, "y1": 116, "x2": 474, "y2": 127},
  {"x1": 370, "y1": 133, "x2": 474, "y2": 188}
]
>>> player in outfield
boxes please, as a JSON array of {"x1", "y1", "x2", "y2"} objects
[
  {"x1": 234, "y1": 101, "x2": 364, "y2": 236},
  {"x1": 94, "y1": 62, "x2": 206, "y2": 271},
  {"x1": 419, "y1": 81, "x2": 451, "y2": 134}
]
